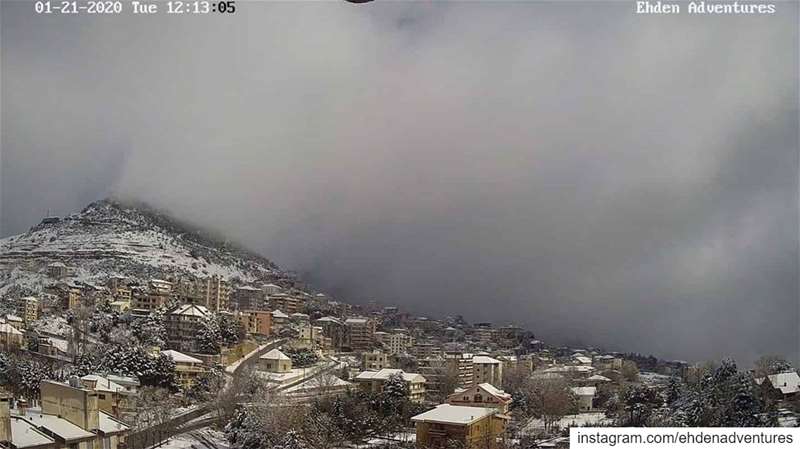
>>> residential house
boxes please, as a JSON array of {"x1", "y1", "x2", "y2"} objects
[
  {"x1": 161, "y1": 350, "x2": 206, "y2": 389},
  {"x1": 447, "y1": 383, "x2": 512, "y2": 413},
  {"x1": 258, "y1": 349, "x2": 292, "y2": 373},
  {"x1": 411, "y1": 404, "x2": 508, "y2": 449},
  {"x1": 758, "y1": 372, "x2": 800, "y2": 401},
  {"x1": 571, "y1": 386, "x2": 596, "y2": 411},
  {"x1": 362, "y1": 350, "x2": 392, "y2": 371}
]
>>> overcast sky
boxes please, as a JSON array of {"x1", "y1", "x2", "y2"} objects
[{"x1": 1, "y1": 1, "x2": 798, "y2": 365}]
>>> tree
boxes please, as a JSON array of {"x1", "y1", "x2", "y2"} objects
[
  {"x1": 621, "y1": 360, "x2": 639, "y2": 382},
  {"x1": 621, "y1": 385, "x2": 661, "y2": 426},
  {"x1": 513, "y1": 377, "x2": 576, "y2": 435},
  {"x1": 197, "y1": 316, "x2": 223, "y2": 354},
  {"x1": 754, "y1": 355, "x2": 793, "y2": 377}
]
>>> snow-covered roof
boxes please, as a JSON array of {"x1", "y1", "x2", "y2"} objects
[
  {"x1": 345, "y1": 318, "x2": 368, "y2": 324},
  {"x1": 0, "y1": 322, "x2": 23, "y2": 335},
  {"x1": 412, "y1": 404, "x2": 499, "y2": 425},
  {"x1": 473, "y1": 355, "x2": 502, "y2": 365},
  {"x1": 315, "y1": 316, "x2": 342, "y2": 324},
  {"x1": 97, "y1": 411, "x2": 130, "y2": 435},
  {"x1": 6, "y1": 314, "x2": 23, "y2": 322},
  {"x1": 478, "y1": 383, "x2": 512, "y2": 399},
  {"x1": 587, "y1": 375, "x2": 612, "y2": 382},
  {"x1": 766, "y1": 372, "x2": 800, "y2": 395},
  {"x1": 571, "y1": 386, "x2": 597, "y2": 397},
  {"x1": 161, "y1": 349, "x2": 203, "y2": 364},
  {"x1": 81, "y1": 374, "x2": 127, "y2": 393},
  {"x1": 9, "y1": 416, "x2": 56, "y2": 449},
  {"x1": 271, "y1": 310, "x2": 289, "y2": 319},
  {"x1": 237, "y1": 286, "x2": 261, "y2": 291},
  {"x1": 574, "y1": 356, "x2": 593, "y2": 365},
  {"x1": 354, "y1": 368, "x2": 425, "y2": 383},
  {"x1": 260, "y1": 349, "x2": 291, "y2": 361},
  {"x1": 290, "y1": 313, "x2": 309, "y2": 318},
  {"x1": 170, "y1": 304, "x2": 210, "y2": 317},
  {"x1": 23, "y1": 413, "x2": 95, "y2": 442}
]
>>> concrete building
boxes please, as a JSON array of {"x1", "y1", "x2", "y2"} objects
[
  {"x1": 353, "y1": 369, "x2": 427, "y2": 402},
  {"x1": 571, "y1": 386, "x2": 596, "y2": 411},
  {"x1": 387, "y1": 331, "x2": 414, "y2": 355},
  {"x1": 231, "y1": 286, "x2": 267, "y2": 311},
  {"x1": 16, "y1": 297, "x2": 38, "y2": 327},
  {"x1": 444, "y1": 352, "x2": 474, "y2": 388},
  {"x1": 133, "y1": 279, "x2": 173, "y2": 312},
  {"x1": 472, "y1": 356, "x2": 503, "y2": 387},
  {"x1": 258, "y1": 349, "x2": 292, "y2": 373},
  {"x1": 269, "y1": 294, "x2": 303, "y2": 315},
  {"x1": 411, "y1": 404, "x2": 508, "y2": 449},
  {"x1": 237, "y1": 310, "x2": 272, "y2": 337},
  {"x1": 447, "y1": 383, "x2": 512, "y2": 413},
  {"x1": 0, "y1": 322, "x2": 23, "y2": 351},
  {"x1": 46, "y1": 263, "x2": 69, "y2": 279},
  {"x1": 161, "y1": 350, "x2": 206, "y2": 389},
  {"x1": 79, "y1": 375, "x2": 134, "y2": 419},
  {"x1": 166, "y1": 304, "x2": 211, "y2": 353},
  {"x1": 344, "y1": 317, "x2": 376, "y2": 352},
  {"x1": 362, "y1": 350, "x2": 392, "y2": 371},
  {"x1": 316, "y1": 317, "x2": 346, "y2": 350}
]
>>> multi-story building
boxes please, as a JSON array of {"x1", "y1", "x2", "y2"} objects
[
  {"x1": 0, "y1": 322, "x2": 23, "y2": 351},
  {"x1": 362, "y1": 350, "x2": 392, "y2": 371},
  {"x1": 411, "y1": 342, "x2": 438, "y2": 359},
  {"x1": 473, "y1": 323, "x2": 498, "y2": 345},
  {"x1": 176, "y1": 275, "x2": 231, "y2": 312},
  {"x1": 237, "y1": 309, "x2": 272, "y2": 337},
  {"x1": 444, "y1": 352, "x2": 474, "y2": 388},
  {"x1": 344, "y1": 317, "x2": 376, "y2": 352},
  {"x1": 316, "y1": 317, "x2": 346, "y2": 350},
  {"x1": 472, "y1": 355, "x2": 503, "y2": 387},
  {"x1": 269, "y1": 293, "x2": 303, "y2": 315},
  {"x1": 165, "y1": 304, "x2": 211, "y2": 352},
  {"x1": 231, "y1": 286, "x2": 267, "y2": 311},
  {"x1": 80, "y1": 374, "x2": 135, "y2": 419},
  {"x1": 47, "y1": 262, "x2": 69, "y2": 279},
  {"x1": 412, "y1": 404, "x2": 508, "y2": 449},
  {"x1": 353, "y1": 368, "x2": 427, "y2": 402},
  {"x1": 162, "y1": 350, "x2": 206, "y2": 389},
  {"x1": 387, "y1": 331, "x2": 414, "y2": 355},
  {"x1": 16, "y1": 297, "x2": 38, "y2": 327},
  {"x1": 133, "y1": 279, "x2": 173, "y2": 312}
]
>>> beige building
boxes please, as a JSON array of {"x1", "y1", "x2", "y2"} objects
[
  {"x1": 16, "y1": 297, "x2": 39, "y2": 327},
  {"x1": 387, "y1": 331, "x2": 414, "y2": 355},
  {"x1": 80, "y1": 375, "x2": 134, "y2": 419},
  {"x1": 472, "y1": 356, "x2": 503, "y2": 387},
  {"x1": 445, "y1": 352, "x2": 475, "y2": 388},
  {"x1": 344, "y1": 317, "x2": 376, "y2": 352},
  {"x1": 0, "y1": 322, "x2": 23, "y2": 351},
  {"x1": 237, "y1": 309, "x2": 272, "y2": 337},
  {"x1": 258, "y1": 349, "x2": 293, "y2": 373},
  {"x1": 133, "y1": 279, "x2": 173, "y2": 312},
  {"x1": 362, "y1": 350, "x2": 392, "y2": 371},
  {"x1": 412, "y1": 404, "x2": 508, "y2": 449},
  {"x1": 354, "y1": 368, "x2": 427, "y2": 402},
  {"x1": 162, "y1": 350, "x2": 206, "y2": 389}
]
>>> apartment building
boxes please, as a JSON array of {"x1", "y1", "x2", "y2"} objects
[
  {"x1": 237, "y1": 309, "x2": 272, "y2": 337},
  {"x1": 165, "y1": 304, "x2": 211, "y2": 352},
  {"x1": 412, "y1": 404, "x2": 508, "y2": 449},
  {"x1": 175, "y1": 275, "x2": 231, "y2": 312},
  {"x1": 133, "y1": 279, "x2": 173, "y2": 312},
  {"x1": 0, "y1": 322, "x2": 23, "y2": 351},
  {"x1": 80, "y1": 374, "x2": 134, "y2": 419},
  {"x1": 344, "y1": 317, "x2": 376, "y2": 352},
  {"x1": 231, "y1": 286, "x2": 267, "y2": 311},
  {"x1": 362, "y1": 350, "x2": 392, "y2": 371},
  {"x1": 16, "y1": 297, "x2": 38, "y2": 327},
  {"x1": 316, "y1": 317, "x2": 346, "y2": 350},
  {"x1": 472, "y1": 356, "x2": 503, "y2": 387},
  {"x1": 269, "y1": 293, "x2": 303, "y2": 315},
  {"x1": 387, "y1": 331, "x2": 415, "y2": 355},
  {"x1": 445, "y1": 352, "x2": 474, "y2": 389}
]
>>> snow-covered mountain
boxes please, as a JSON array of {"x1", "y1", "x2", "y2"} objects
[{"x1": 0, "y1": 199, "x2": 280, "y2": 297}]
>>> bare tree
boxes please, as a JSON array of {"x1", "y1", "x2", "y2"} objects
[{"x1": 517, "y1": 377, "x2": 576, "y2": 435}]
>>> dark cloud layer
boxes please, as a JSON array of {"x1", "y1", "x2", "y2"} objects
[{"x1": 1, "y1": 2, "x2": 797, "y2": 365}]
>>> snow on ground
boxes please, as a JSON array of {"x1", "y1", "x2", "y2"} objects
[
  {"x1": 639, "y1": 371, "x2": 672, "y2": 385},
  {"x1": 524, "y1": 412, "x2": 612, "y2": 435}
]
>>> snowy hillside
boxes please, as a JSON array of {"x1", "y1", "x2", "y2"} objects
[{"x1": 0, "y1": 199, "x2": 279, "y2": 296}]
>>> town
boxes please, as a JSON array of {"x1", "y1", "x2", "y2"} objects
[{"x1": 0, "y1": 201, "x2": 798, "y2": 449}]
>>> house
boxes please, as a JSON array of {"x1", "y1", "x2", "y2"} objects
[
  {"x1": 446, "y1": 383, "x2": 512, "y2": 413},
  {"x1": 258, "y1": 349, "x2": 293, "y2": 373},
  {"x1": 271, "y1": 310, "x2": 289, "y2": 332},
  {"x1": 161, "y1": 350, "x2": 206, "y2": 389},
  {"x1": 571, "y1": 386, "x2": 596, "y2": 411},
  {"x1": 165, "y1": 304, "x2": 211, "y2": 352},
  {"x1": 353, "y1": 368, "x2": 427, "y2": 402},
  {"x1": 411, "y1": 404, "x2": 508, "y2": 449},
  {"x1": 472, "y1": 356, "x2": 503, "y2": 387},
  {"x1": 759, "y1": 372, "x2": 800, "y2": 400},
  {"x1": 0, "y1": 322, "x2": 23, "y2": 351}
]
